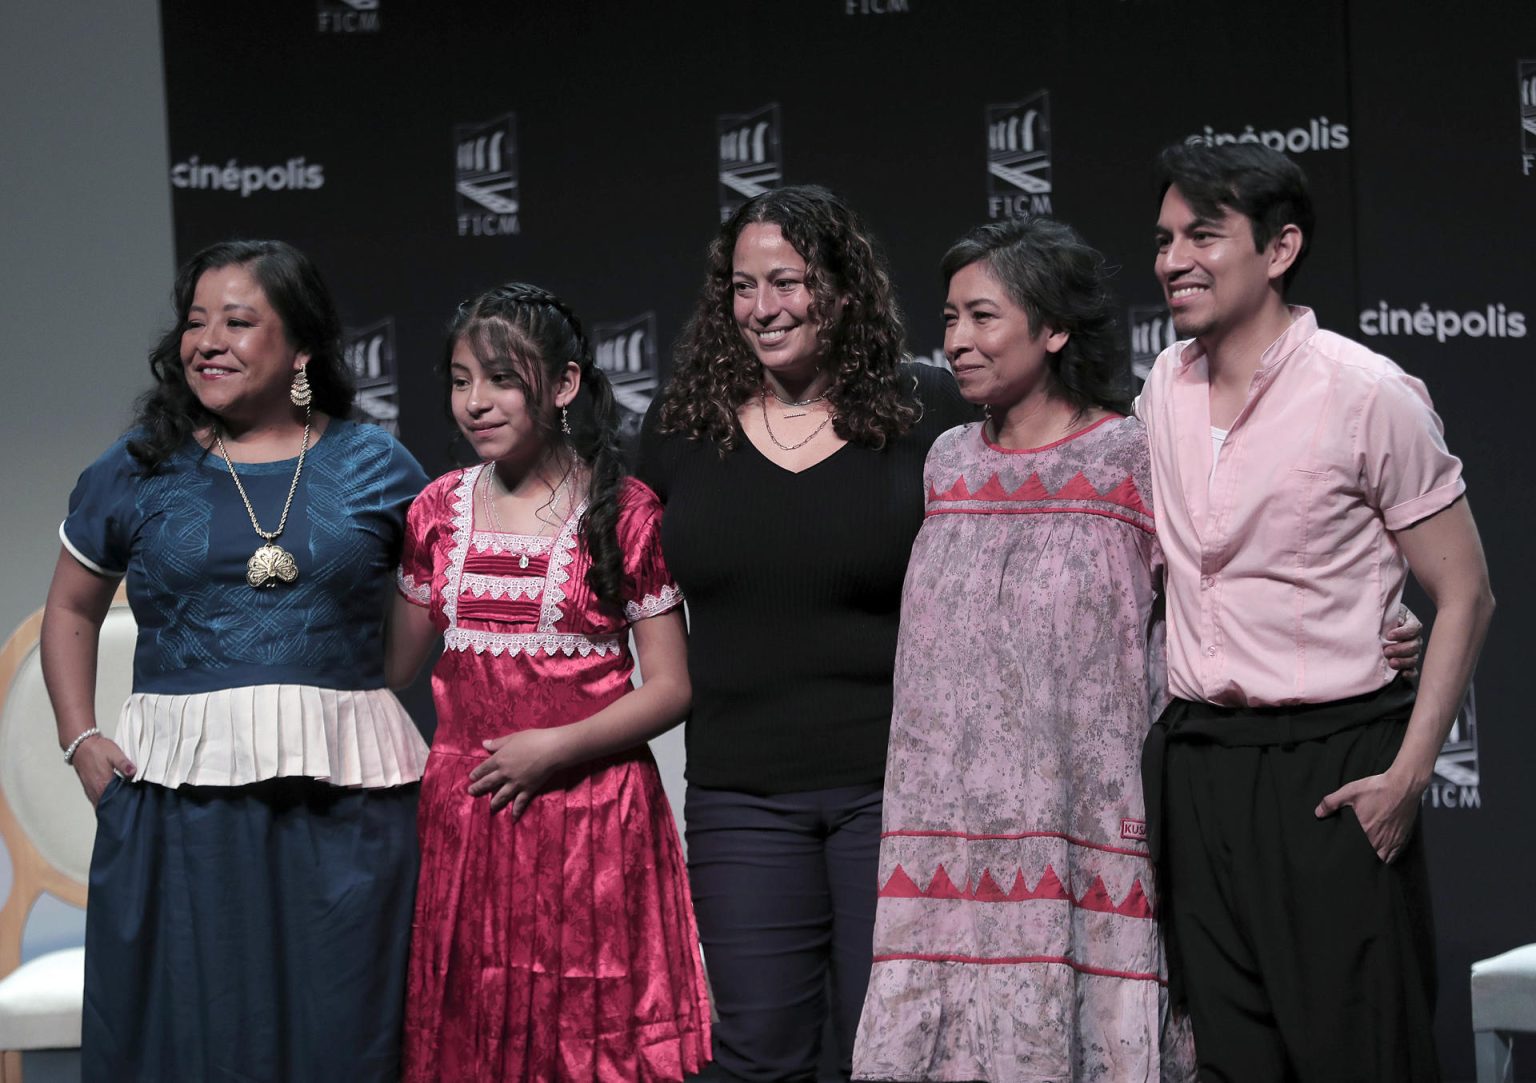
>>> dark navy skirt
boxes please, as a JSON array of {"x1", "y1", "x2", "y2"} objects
[{"x1": 82, "y1": 776, "x2": 419, "y2": 1083}]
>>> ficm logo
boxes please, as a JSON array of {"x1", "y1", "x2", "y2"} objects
[
  {"x1": 317, "y1": 0, "x2": 379, "y2": 33},
  {"x1": 844, "y1": 0, "x2": 909, "y2": 11},
  {"x1": 1359, "y1": 301, "x2": 1526, "y2": 343},
  {"x1": 719, "y1": 104, "x2": 782, "y2": 222},
  {"x1": 344, "y1": 318, "x2": 398, "y2": 434},
  {"x1": 986, "y1": 91, "x2": 1052, "y2": 220},
  {"x1": 1519, "y1": 60, "x2": 1536, "y2": 175},
  {"x1": 1185, "y1": 116, "x2": 1348, "y2": 154},
  {"x1": 170, "y1": 156, "x2": 325, "y2": 197},
  {"x1": 1127, "y1": 306, "x2": 1178, "y2": 380},
  {"x1": 592, "y1": 312, "x2": 659, "y2": 440},
  {"x1": 455, "y1": 114, "x2": 520, "y2": 237},
  {"x1": 1425, "y1": 685, "x2": 1480, "y2": 810}
]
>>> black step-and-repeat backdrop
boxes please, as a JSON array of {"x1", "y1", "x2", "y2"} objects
[{"x1": 160, "y1": 1, "x2": 1533, "y2": 1073}]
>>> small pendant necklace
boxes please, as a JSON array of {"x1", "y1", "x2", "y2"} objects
[
  {"x1": 215, "y1": 409, "x2": 312, "y2": 589},
  {"x1": 760, "y1": 391, "x2": 834, "y2": 451},
  {"x1": 481, "y1": 463, "x2": 574, "y2": 568},
  {"x1": 766, "y1": 385, "x2": 828, "y2": 420}
]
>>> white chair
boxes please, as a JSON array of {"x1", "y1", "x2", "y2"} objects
[
  {"x1": 0, "y1": 594, "x2": 135, "y2": 1082},
  {"x1": 1471, "y1": 943, "x2": 1536, "y2": 1083}
]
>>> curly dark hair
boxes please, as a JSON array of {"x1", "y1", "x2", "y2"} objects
[
  {"x1": 658, "y1": 184, "x2": 919, "y2": 450},
  {"x1": 445, "y1": 283, "x2": 629, "y2": 610},
  {"x1": 940, "y1": 217, "x2": 1132, "y2": 417},
  {"x1": 127, "y1": 239, "x2": 355, "y2": 473}
]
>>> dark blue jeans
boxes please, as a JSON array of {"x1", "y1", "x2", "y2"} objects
[{"x1": 685, "y1": 783, "x2": 883, "y2": 1083}]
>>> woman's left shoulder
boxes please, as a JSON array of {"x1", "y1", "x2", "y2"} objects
[
  {"x1": 615, "y1": 475, "x2": 664, "y2": 517},
  {"x1": 901, "y1": 361, "x2": 978, "y2": 436}
]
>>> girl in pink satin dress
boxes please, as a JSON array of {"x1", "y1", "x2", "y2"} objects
[{"x1": 388, "y1": 283, "x2": 711, "y2": 1082}]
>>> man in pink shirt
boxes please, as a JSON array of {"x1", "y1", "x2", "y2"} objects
[{"x1": 1138, "y1": 142, "x2": 1495, "y2": 1081}]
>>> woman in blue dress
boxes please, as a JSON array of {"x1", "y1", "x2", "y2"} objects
[{"x1": 40, "y1": 240, "x2": 430, "y2": 1082}]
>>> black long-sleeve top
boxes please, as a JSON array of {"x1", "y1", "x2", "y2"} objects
[{"x1": 636, "y1": 363, "x2": 976, "y2": 795}]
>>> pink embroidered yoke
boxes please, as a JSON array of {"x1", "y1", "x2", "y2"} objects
[
  {"x1": 397, "y1": 468, "x2": 709, "y2": 1083},
  {"x1": 854, "y1": 419, "x2": 1193, "y2": 1082}
]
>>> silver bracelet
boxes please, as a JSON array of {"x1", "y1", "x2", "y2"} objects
[{"x1": 63, "y1": 727, "x2": 101, "y2": 765}]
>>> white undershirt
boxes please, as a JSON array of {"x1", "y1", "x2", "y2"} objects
[{"x1": 1210, "y1": 426, "x2": 1229, "y2": 487}]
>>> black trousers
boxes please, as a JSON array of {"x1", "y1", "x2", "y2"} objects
[
  {"x1": 684, "y1": 783, "x2": 883, "y2": 1083},
  {"x1": 1150, "y1": 687, "x2": 1439, "y2": 1082}
]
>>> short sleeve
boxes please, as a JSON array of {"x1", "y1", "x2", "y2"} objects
[
  {"x1": 381, "y1": 437, "x2": 430, "y2": 527},
  {"x1": 60, "y1": 438, "x2": 139, "y2": 577},
  {"x1": 618, "y1": 480, "x2": 683, "y2": 623},
  {"x1": 1356, "y1": 372, "x2": 1465, "y2": 531},
  {"x1": 396, "y1": 479, "x2": 440, "y2": 608}
]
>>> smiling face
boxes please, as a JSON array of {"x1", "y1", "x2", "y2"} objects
[
  {"x1": 730, "y1": 222, "x2": 830, "y2": 382},
  {"x1": 1154, "y1": 185, "x2": 1284, "y2": 341},
  {"x1": 180, "y1": 264, "x2": 308, "y2": 424},
  {"x1": 449, "y1": 334, "x2": 578, "y2": 469},
  {"x1": 943, "y1": 261, "x2": 1069, "y2": 412}
]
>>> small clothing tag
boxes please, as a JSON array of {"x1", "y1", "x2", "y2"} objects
[{"x1": 1120, "y1": 818, "x2": 1147, "y2": 842}]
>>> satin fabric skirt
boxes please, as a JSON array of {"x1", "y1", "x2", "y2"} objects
[
  {"x1": 404, "y1": 747, "x2": 711, "y2": 1083},
  {"x1": 81, "y1": 776, "x2": 419, "y2": 1083}
]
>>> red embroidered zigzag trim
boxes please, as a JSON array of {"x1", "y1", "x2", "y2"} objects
[
  {"x1": 878, "y1": 862, "x2": 1155, "y2": 919},
  {"x1": 928, "y1": 471, "x2": 1150, "y2": 517}
]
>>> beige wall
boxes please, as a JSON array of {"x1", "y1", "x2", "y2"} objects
[{"x1": 0, "y1": 0, "x2": 174, "y2": 962}]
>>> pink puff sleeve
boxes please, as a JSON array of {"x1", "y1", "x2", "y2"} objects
[
  {"x1": 395, "y1": 476, "x2": 443, "y2": 609},
  {"x1": 617, "y1": 479, "x2": 684, "y2": 624}
]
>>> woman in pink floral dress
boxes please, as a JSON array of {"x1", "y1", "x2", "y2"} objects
[{"x1": 854, "y1": 219, "x2": 1194, "y2": 1082}]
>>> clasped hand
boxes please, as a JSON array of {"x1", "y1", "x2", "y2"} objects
[
  {"x1": 1314, "y1": 768, "x2": 1422, "y2": 864},
  {"x1": 467, "y1": 728, "x2": 568, "y2": 817}
]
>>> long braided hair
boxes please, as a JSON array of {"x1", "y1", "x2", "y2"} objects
[{"x1": 446, "y1": 283, "x2": 628, "y2": 609}]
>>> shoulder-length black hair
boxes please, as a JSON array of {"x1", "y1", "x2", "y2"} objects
[
  {"x1": 127, "y1": 239, "x2": 354, "y2": 473},
  {"x1": 940, "y1": 216, "x2": 1132, "y2": 417}
]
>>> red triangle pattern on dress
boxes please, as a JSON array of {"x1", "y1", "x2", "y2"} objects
[
  {"x1": 928, "y1": 470, "x2": 1147, "y2": 517},
  {"x1": 879, "y1": 863, "x2": 1155, "y2": 919}
]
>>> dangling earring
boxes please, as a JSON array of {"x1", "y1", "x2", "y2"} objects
[
  {"x1": 290, "y1": 365, "x2": 313, "y2": 408},
  {"x1": 560, "y1": 405, "x2": 572, "y2": 435}
]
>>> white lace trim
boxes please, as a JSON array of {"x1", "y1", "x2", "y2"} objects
[
  {"x1": 442, "y1": 628, "x2": 623, "y2": 658},
  {"x1": 625, "y1": 582, "x2": 684, "y2": 622},
  {"x1": 396, "y1": 568, "x2": 431, "y2": 606},
  {"x1": 443, "y1": 468, "x2": 478, "y2": 631},
  {"x1": 116, "y1": 685, "x2": 429, "y2": 789},
  {"x1": 460, "y1": 572, "x2": 543, "y2": 601},
  {"x1": 470, "y1": 531, "x2": 555, "y2": 557},
  {"x1": 536, "y1": 499, "x2": 587, "y2": 632}
]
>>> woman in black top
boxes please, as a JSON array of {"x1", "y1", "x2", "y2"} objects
[{"x1": 638, "y1": 185, "x2": 974, "y2": 1081}]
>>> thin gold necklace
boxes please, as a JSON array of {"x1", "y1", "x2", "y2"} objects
[
  {"x1": 759, "y1": 391, "x2": 833, "y2": 451},
  {"x1": 215, "y1": 408, "x2": 312, "y2": 588}
]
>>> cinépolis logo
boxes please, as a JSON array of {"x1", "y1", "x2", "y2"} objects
[
  {"x1": 1426, "y1": 686, "x2": 1480, "y2": 811},
  {"x1": 344, "y1": 318, "x2": 399, "y2": 434},
  {"x1": 317, "y1": 0, "x2": 378, "y2": 33},
  {"x1": 1186, "y1": 116, "x2": 1348, "y2": 154},
  {"x1": 1520, "y1": 59, "x2": 1536, "y2": 175},
  {"x1": 719, "y1": 104, "x2": 782, "y2": 223},
  {"x1": 987, "y1": 91, "x2": 1052, "y2": 220},
  {"x1": 455, "y1": 114, "x2": 519, "y2": 237},
  {"x1": 170, "y1": 156, "x2": 325, "y2": 197},
  {"x1": 844, "y1": 0, "x2": 909, "y2": 11},
  {"x1": 1127, "y1": 305, "x2": 1177, "y2": 381},
  {"x1": 592, "y1": 312, "x2": 659, "y2": 439},
  {"x1": 1359, "y1": 301, "x2": 1526, "y2": 343}
]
